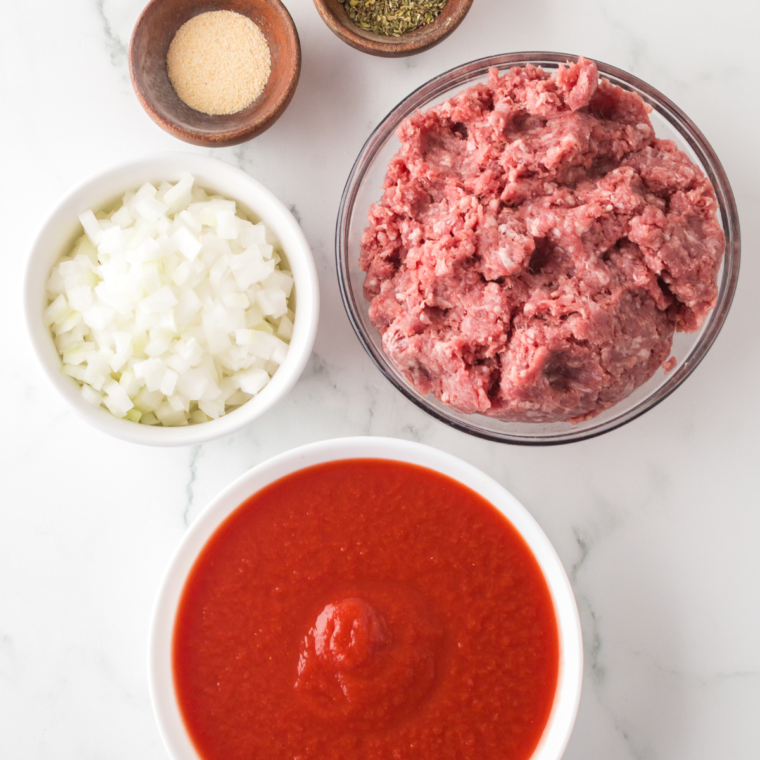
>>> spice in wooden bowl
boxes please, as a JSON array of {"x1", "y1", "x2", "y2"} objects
[
  {"x1": 129, "y1": 0, "x2": 301, "y2": 146},
  {"x1": 312, "y1": 0, "x2": 472, "y2": 57},
  {"x1": 167, "y1": 10, "x2": 271, "y2": 116},
  {"x1": 338, "y1": 0, "x2": 448, "y2": 36}
]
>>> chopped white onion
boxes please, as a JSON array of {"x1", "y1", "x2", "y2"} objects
[{"x1": 45, "y1": 175, "x2": 295, "y2": 426}]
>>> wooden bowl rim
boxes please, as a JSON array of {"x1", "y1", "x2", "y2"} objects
[
  {"x1": 129, "y1": 0, "x2": 301, "y2": 147},
  {"x1": 312, "y1": 0, "x2": 474, "y2": 58}
]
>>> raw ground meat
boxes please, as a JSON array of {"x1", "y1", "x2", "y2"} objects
[{"x1": 360, "y1": 57, "x2": 725, "y2": 423}]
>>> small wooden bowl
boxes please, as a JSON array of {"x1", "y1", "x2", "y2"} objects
[
  {"x1": 312, "y1": 0, "x2": 473, "y2": 58},
  {"x1": 129, "y1": 0, "x2": 301, "y2": 147}
]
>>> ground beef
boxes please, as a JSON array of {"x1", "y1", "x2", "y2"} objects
[{"x1": 360, "y1": 57, "x2": 725, "y2": 423}]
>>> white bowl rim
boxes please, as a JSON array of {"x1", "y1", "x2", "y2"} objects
[
  {"x1": 149, "y1": 436, "x2": 583, "y2": 760},
  {"x1": 24, "y1": 151, "x2": 319, "y2": 447}
]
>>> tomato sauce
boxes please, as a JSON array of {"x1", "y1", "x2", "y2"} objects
[{"x1": 173, "y1": 459, "x2": 559, "y2": 760}]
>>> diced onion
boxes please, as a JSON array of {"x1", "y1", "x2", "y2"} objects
[{"x1": 45, "y1": 175, "x2": 295, "y2": 426}]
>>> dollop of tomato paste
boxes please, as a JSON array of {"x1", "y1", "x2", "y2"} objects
[
  {"x1": 310, "y1": 598, "x2": 389, "y2": 669},
  {"x1": 295, "y1": 590, "x2": 440, "y2": 727}
]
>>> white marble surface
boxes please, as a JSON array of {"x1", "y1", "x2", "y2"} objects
[{"x1": 1, "y1": 0, "x2": 758, "y2": 757}]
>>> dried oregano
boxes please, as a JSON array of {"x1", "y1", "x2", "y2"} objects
[{"x1": 338, "y1": 0, "x2": 449, "y2": 37}]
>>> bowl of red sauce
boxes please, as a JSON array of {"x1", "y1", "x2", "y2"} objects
[{"x1": 150, "y1": 437, "x2": 583, "y2": 760}]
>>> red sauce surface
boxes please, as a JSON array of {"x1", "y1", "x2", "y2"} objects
[{"x1": 173, "y1": 459, "x2": 559, "y2": 760}]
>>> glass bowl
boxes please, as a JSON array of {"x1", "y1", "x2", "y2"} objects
[{"x1": 336, "y1": 52, "x2": 740, "y2": 446}]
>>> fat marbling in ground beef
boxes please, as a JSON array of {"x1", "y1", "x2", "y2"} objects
[{"x1": 360, "y1": 57, "x2": 725, "y2": 422}]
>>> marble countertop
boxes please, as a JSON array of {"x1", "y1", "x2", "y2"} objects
[{"x1": 2, "y1": 0, "x2": 758, "y2": 757}]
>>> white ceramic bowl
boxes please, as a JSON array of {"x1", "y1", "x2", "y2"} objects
[
  {"x1": 150, "y1": 437, "x2": 583, "y2": 760},
  {"x1": 24, "y1": 152, "x2": 319, "y2": 446}
]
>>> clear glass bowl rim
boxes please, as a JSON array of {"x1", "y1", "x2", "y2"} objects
[{"x1": 336, "y1": 52, "x2": 741, "y2": 446}]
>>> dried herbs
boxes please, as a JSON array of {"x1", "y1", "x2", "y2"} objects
[{"x1": 338, "y1": 0, "x2": 449, "y2": 37}]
